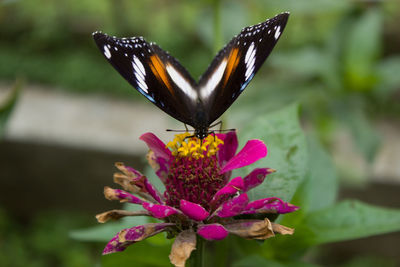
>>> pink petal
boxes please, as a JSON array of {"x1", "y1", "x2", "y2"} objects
[
  {"x1": 211, "y1": 177, "x2": 244, "y2": 207},
  {"x1": 124, "y1": 165, "x2": 143, "y2": 178},
  {"x1": 242, "y1": 197, "x2": 299, "y2": 215},
  {"x1": 215, "y1": 193, "x2": 249, "y2": 218},
  {"x1": 144, "y1": 179, "x2": 164, "y2": 204},
  {"x1": 102, "y1": 223, "x2": 173, "y2": 254},
  {"x1": 104, "y1": 187, "x2": 144, "y2": 204},
  {"x1": 217, "y1": 131, "x2": 238, "y2": 167},
  {"x1": 197, "y1": 224, "x2": 229, "y2": 241},
  {"x1": 140, "y1": 132, "x2": 173, "y2": 161},
  {"x1": 220, "y1": 139, "x2": 267, "y2": 174},
  {"x1": 180, "y1": 200, "x2": 209, "y2": 221},
  {"x1": 243, "y1": 168, "x2": 275, "y2": 192},
  {"x1": 142, "y1": 202, "x2": 179, "y2": 219}
]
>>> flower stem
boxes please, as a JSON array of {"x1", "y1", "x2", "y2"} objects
[{"x1": 192, "y1": 236, "x2": 205, "y2": 267}]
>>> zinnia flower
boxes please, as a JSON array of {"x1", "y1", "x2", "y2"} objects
[{"x1": 97, "y1": 132, "x2": 298, "y2": 267}]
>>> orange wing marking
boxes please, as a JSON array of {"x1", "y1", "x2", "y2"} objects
[
  {"x1": 149, "y1": 55, "x2": 174, "y2": 95},
  {"x1": 222, "y1": 47, "x2": 241, "y2": 87}
]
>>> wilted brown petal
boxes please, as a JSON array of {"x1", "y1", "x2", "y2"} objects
[
  {"x1": 113, "y1": 172, "x2": 139, "y2": 193},
  {"x1": 115, "y1": 162, "x2": 140, "y2": 178},
  {"x1": 169, "y1": 229, "x2": 196, "y2": 267},
  {"x1": 225, "y1": 218, "x2": 275, "y2": 240},
  {"x1": 272, "y1": 223, "x2": 295, "y2": 235},
  {"x1": 96, "y1": 209, "x2": 150, "y2": 223}
]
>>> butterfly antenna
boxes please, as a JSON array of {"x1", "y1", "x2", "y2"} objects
[
  {"x1": 166, "y1": 129, "x2": 193, "y2": 132},
  {"x1": 214, "y1": 128, "x2": 236, "y2": 132}
]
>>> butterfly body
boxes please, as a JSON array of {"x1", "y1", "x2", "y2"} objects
[{"x1": 93, "y1": 12, "x2": 289, "y2": 139}]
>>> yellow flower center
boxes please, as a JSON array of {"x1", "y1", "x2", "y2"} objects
[{"x1": 166, "y1": 133, "x2": 224, "y2": 159}]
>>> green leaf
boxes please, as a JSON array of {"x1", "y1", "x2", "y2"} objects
[
  {"x1": 70, "y1": 204, "x2": 150, "y2": 242},
  {"x1": 236, "y1": 104, "x2": 308, "y2": 202},
  {"x1": 0, "y1": 80, "x2": 21, "y2": 138},
  {"x1": 233, "y1": 255, "x2": 318, "y2": 267},
  {"x1": 343, "y1": 8, "x2": 382, "y2": 91},
  {"x1": 375, "y1": 56, "x2": 400, "y2": 97},
  {"x1": 292, "y1": 137, "x2": 338, "y2": 213},
  {"x1": 101, "y1": 235, "x2": 172, "y2": 267},
  {"x1": 340, "y1": 107, "x2": 380, "y2": 163},
  {"x1": 305, "y1": 200, "x2": 400, "y2": 244}
]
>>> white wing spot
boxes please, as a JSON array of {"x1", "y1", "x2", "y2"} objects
[
  {"x1": 245, "y1": 42, "x2": 255, "y2": 63},
  {"x1": 200, "y1": 59, "x2": 227, "y2": 99},
  {"x1": 166, "y1": 64, "x2": 197, "y2": 101},
  {"x1": 244, "y1": 42, "x2": 256, "y2": 80},
  {"x1": 103, "y1": 45, "x2": 111, "y2": 59},
  {"x1": 274, "y1": 26, "x2": 281, "y2": 39},
  {"x1": 132, "y1": 55, "x2": 148, "y2": 93}
]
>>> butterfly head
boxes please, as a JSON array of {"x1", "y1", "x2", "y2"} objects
[{"x1": 194, "y1": 127, "x2": 210, "y2": 140}]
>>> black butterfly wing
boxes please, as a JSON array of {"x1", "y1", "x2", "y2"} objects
[
  {"x1": 197, "y1": 12, "x2": 290, "y2": 125},
  {"x1": 93, "y1": 32, "x2": 198, "y2": 126}
]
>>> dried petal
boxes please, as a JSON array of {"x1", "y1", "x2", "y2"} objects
[
  {"x1": 169, "y1": 229, "x2": 196, "y2": 267},
  {"x1": 146, "y1": 150, "x2": 169, "y2": 183},
  {"x1": 113, "y1": 172, "x2": 139, "y2": 193},
  {"x1": 103, "y1": 223, "x2": 173, "y2": 254},
  {"x1": 142, "y1": 202, "x2": 179, "y2": 219},
  {"x1": 243, "y1": 197, "x2": 299, "y2": 214},
  {"x1": 272, "y1": 223, "x2": 295, "y2": 235},
  {"x1": 197, "y1": 224, "x2": 229, "y2": 241},
  {"x1": 104, "y1": 186, "x2": 144, "y2": 204},
  {"x1": 243, "y1": 168, "x2": 275, "y2": 192},
  {"x1": 140, "y1": 132, "x2": 173, "y2": 161},
  {"x1": 220, "y1": 140, "x2": 267, "y2": 174},
  {"x1": 214, "y1": 193, "x2": 249, "y2": 218},
  {"x1": 115, "y1": 162, "x2": 142, "y2": 179},
  {"x1": 96, "y1": 209, "x2": 149, "y2": 223},
  {"x1": 225, "y1": 218, "x2": 275, "y2": 240},
  {"x1": 180, "y1": 200, "x2": 209, "y2": 221}
]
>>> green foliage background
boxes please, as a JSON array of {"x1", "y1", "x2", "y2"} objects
[{"x1": 1, "y1": 0, "x2": 400, "y2": 266}]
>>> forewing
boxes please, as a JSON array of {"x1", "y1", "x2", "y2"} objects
[
  {"x1": 197, "y1": 12, "x2": 290, "y2": 125},
  {"x1": 93, "y1": 32, "x2": 198, "y2": 125}
]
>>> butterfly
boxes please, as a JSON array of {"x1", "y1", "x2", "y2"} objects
[{"x1": 93, "y1": 12, "x2": 289, "y2": 139}]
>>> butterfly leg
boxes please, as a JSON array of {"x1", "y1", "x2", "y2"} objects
[{"x1": 209, "y1": 121, "x2": 223, "y2": 131}]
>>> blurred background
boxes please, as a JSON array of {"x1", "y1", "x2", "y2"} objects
[{"x1": 0, "y1": 0, "x2": 399, "y2": 266}]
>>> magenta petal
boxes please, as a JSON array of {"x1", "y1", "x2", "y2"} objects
[
  {"x1": 143, "y1": 179, "x2": 164, "y2": 204},
  {"x1": 142, "y1": 202, "x2": 178, "y2": 219},
  {"x1": 215, "y1": 193, "x2": 249, "y2": 218},
  {"x1": 124, "y1": 165, "x2": 143, "y2": 178},
  {"x1": 111, "y1": 188, "x2": 144, "y2": 204},
  {"x1": 197, "y1": 224, "x2": 229, "y2": 241},
  {"x1": 180, "y1": 200, "x2": 209, "y2": 221},
  {"x1": 217, "y1": 131, "x2": 238, "y2": 167},
  {"x1": 243, "y1": 197, "x2": 299, "y2": 214},
  {"x1": 220, "y1": 139, "x2": 267, "y2": 174},
  {"x1": 155, "y1": 157, "x2": 169, "y2": 183},
  {"x1": 211, "y1": 177, "x2": 244, "y2": 206},
  {"x1": 140, "y1": 132, "x2": 173, "y2": 161},
  {"x1": 102, "y1": 235, "x2": 127, "y2": 254},
  {"x1": 243, "y1": 168, "x2": 275, "y2": 192},
  {"x1": 102, "y1": 223, "x2": 173, "y2": 254}
]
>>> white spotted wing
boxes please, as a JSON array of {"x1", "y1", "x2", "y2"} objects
[{"x1": 93, "y1": 12, "x2": 289, "y2": 130}]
